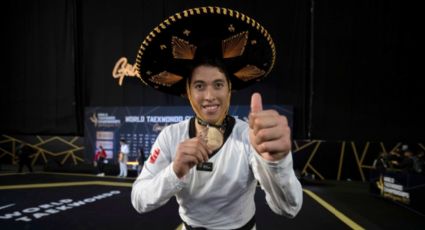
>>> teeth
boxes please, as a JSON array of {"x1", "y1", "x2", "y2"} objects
[
  {"x1": 204, "y1": 105, "x2": 217, "y2": 108},
  {"x1": 203, "y1": 105, "x2": 219, "y2": 112}
]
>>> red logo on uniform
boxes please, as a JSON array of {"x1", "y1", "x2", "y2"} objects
[{"x1": 149, "y1": 148, "x2": 160, "y2": 164}]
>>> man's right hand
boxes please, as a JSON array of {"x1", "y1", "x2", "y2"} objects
[{"x1": 173, "y1": 137, "x2": 211, "y2": 178}]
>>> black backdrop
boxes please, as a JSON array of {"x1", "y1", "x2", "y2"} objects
[{"x1": 2, "y1": 0, "x2": 424, "y2": 141}]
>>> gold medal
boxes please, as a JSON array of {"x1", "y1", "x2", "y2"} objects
[{"x1": 206, "y1": 127, "x2": 223, "y2": 151}]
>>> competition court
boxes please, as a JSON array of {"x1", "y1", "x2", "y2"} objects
[{"x1": 1, "y1": 171, "x2": 424, "y2": 229}]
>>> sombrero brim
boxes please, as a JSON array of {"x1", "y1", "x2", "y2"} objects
[{"x1": 135, "y1": 6, "x2": 276, "y2": 96}]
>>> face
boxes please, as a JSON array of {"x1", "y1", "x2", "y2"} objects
[{"x1": 189, "y1": 65, "x2": 230, "y2": 124}]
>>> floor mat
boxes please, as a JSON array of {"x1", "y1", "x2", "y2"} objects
[{"x1": 1, "y1": 172, "x2": 424, "y2": 229}]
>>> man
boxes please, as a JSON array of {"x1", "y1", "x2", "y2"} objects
[
  {"x1": 131, "y1": 6, "x2": 302, "y2": 229},
  {"x1": 94, "y1": 145, "x2": 107, "y2": 176},
  {"x1": 118, "y1": 139, "x2": 129, "y2": 177},
  {"x1": 17, "y1": 143, "x2": 33, "y2": 173},
  {"x1": 137, "y1": 147, "x2": 146, "y2": 175}
]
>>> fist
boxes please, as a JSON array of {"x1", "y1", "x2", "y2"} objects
[
  {"x1": 248, "y1": 93, "x2": 291, "y2": 161},
  {"x1": 173, "y1": 137, "x2": 211, "y2": 178}
]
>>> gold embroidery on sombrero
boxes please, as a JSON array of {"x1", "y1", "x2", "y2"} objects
[
  {"x1": 172, "y1": 36, "x2": 197, "y2": 60},
  {"x1": 132, "y1": 6, "x2": 277, "y2": 95},
  {"x1": 228, "y1": 24, "x2": 235, "y2": 32},
  {"x1": 233, "y1": 65, "x2": 265, "y2": 81},
  {"x1": 183, "y1": 29, "x2": 191, "y2": 36},
  {"x1": 222, "y1": 31, "x2": 248, "y2": 59},
  {"x1": 150, "y1": 71, "x2": 183, "y2": 87}
]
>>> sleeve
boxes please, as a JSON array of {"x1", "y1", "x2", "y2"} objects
[
  {"x1": 131, "y1": 127, "x2": 188, "y2": 213},
  {"x1": 249, "y1": 139, "x2": 303, "y2": 218},
  {"x1": 123, "y1": 145, "x2": 130, "y2": 154}
]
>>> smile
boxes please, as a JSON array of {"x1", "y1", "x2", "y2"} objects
[{"x1": 202, "y1": 104, "x2": 220, "y2": 113}]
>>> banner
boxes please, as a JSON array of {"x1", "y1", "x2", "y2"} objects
[{"x1": 84, "y1": 105, "x2": 293, "y2": 168}]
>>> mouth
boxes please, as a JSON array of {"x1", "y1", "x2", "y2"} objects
[{"x1": 202, "y1": 104, "x2": 220, "y2": 114}]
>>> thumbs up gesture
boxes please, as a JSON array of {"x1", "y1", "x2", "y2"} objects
[{"x1": 249, "y1": 92, "x2": 291, "y2": 161}]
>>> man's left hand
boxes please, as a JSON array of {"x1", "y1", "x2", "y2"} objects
[{"x1": 248, "y1": 92, "x2": 291, "y2": 161}]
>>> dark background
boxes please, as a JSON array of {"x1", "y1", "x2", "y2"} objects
[{"x1": 2, "y1": 0, "x2": 423, "y2": 142}]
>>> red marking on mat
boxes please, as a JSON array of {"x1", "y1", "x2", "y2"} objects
[{"x1": 149, "y1": 148, "x2": 160, "y2": 164}]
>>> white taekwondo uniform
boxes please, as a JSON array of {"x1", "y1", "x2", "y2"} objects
[{"x1": 131, "y1": 117, "x2": 303, "y2": 229}]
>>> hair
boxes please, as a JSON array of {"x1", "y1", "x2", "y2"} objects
[{"x1": 188, "y1": 57, "x2": 231, "y2": 83}]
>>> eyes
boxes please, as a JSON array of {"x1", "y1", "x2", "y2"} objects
[{"x1": 193, "y1": 81, "x2": 225, "y2": 91}]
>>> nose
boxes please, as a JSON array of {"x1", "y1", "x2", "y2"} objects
[{"x1": 204, "y1": 86, "x2": 215, "y2": 101}]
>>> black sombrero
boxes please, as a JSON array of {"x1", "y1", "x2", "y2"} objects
[{"x1": 135, "y1": 6, "x2": 276, "y2": 96}]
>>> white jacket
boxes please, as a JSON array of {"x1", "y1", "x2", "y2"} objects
[{"x1": 131, "y1": 118, "x2": 302, "y2": 229}]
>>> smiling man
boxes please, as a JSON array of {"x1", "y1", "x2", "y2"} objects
[{"x1": 131, "y1": 6, "x2": 303, "y2": 229}]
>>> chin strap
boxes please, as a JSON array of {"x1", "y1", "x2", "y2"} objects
[{"x1": 196, "y1": 116, "x2": 228, "y2": 130}]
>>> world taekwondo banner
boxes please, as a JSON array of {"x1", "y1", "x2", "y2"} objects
[{"x1": 84, "y1": 105, "x2": 293, "y2": 166}]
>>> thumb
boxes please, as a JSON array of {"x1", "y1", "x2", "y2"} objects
[{"x1": 250, "y1": 92, "x2": 263, "y2": 113}]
